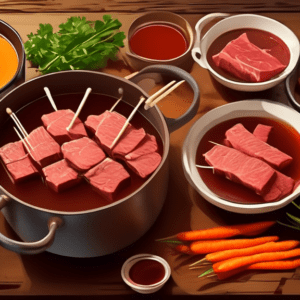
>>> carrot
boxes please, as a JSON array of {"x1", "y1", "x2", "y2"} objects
[
  {"x1": 213, "y1": 248, "x2": 300, "y2": 273},
  {"x1": 176, "y1": 221, "x2": 275, "y2": 241},
  {"x1": 189, "y1": 236, "x2": 279, "y2": 255},
  {"x1": 192, "y1": 240, "x2": 299, "y2": 265},
  {"x1": 214, "y1": 259, "x2": 300, "y2": 280},
  {"x1": 175, "y1": 244, "x2": 193, "y2": 254}
]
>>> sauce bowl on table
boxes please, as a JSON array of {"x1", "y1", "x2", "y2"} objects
[
  {"x1": 285, "y1": 56, "x2": 300, "y2": 111},
  {"x1": 182, "y1": 100, "x2": 300, "y2": 214},
  {"x1": 124, "y1": 11, "x2": 194, "y2": 71},
  {"x1": 192, "y1": 13, "x2": 300, "y2": 92}
]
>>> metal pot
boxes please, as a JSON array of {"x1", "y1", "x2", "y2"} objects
[{"x1": 0, "y1": 65, "x2": 200, "y2": 257}]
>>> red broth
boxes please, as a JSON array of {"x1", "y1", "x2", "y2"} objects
[
  {"x1": 0, "y1": 93, "x2": 163, "y2": 212},
  {"x1": 206, "y1": 28, "x2": 290, "y2": 83},
  {"x1": 129, "y1": 23, "x2": 188, "y2": 60},
  {"x1": 196, "y1": 117, "x2": 300, "y2": 204},
  {"x1": 129, "y1": 259, "x2": 165, "y2": 285}
]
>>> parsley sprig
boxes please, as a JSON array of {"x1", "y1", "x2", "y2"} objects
[{"x1": 24, "y1": 15, "x2": 126, "y2": 74}]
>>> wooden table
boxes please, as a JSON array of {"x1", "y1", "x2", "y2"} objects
[{"x1": 0, "y1": 6, "x2": 300, "y2": 297}]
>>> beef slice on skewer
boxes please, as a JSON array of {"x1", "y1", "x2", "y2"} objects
[
  {"x1": 204, "y1": 144, "x2": 277, "y2": 196},
  {"x1": 61, "y1": 137, "x2": 106, "y2": 172},
  {"x1": 95, "y1": 112, "x2": 145, "y2": 158},
  {"x1": 225, "y1": 123, "x2": 292, "y2": 169},
  {"x1": 84, "y1": 158, "x2": 131, "y2": 202},
  {"x1": 212, "y1": 33, "x2": 287, "y2": 82},
  {"x1": 42, "y1": 159, "x2": 81, "y2": 193},
  {"x1": 0, "y1": 141, "x2": 39, "y2": 183},
  {"x1": 27, "y1": 126, "x2": 62, "y2": 168},
  {"x1": 42, "y1": 109, "x2": 87, "y2": 145}
]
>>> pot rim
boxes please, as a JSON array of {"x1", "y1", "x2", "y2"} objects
[
  {"x1": 0, "y1": 19, "x2": 25, "y2": 93},
  {"x1": 0, "y1": 70, "x2": 170, "y2": 216}
]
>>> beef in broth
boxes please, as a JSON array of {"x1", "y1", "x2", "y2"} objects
[{"x1": 0, "y1": 93, "x2": 163, "y2": 212}]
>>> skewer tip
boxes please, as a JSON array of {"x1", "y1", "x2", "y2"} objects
[
  {"x1": 6, "y1": 108, "x2": 12, "y2": 115},
  {"x1": 118, "y1": 87, "x2": 123, "y2": 95}
]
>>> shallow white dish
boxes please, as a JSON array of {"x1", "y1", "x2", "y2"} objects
[
  {"x1": 182, "y1": 100, "x2": 300, "y2": 214},
  {"x1": 192, "y1": 13, "x2": 300, "y2": 92}
]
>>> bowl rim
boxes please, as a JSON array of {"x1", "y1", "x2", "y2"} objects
[
  {"x1": 182, "y1": 99, "x2": 300, "y2": 214},
  {"x1": 202, "y1": 14, "x2": 300, "y2": 87}
]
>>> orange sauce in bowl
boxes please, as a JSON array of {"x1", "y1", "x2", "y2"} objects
[{"x1": 0, "y1": 35, "x2": 18, "y2": 89}]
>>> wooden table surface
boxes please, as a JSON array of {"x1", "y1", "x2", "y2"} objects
[{"x1": 0, "y1": 3, "x2": 300, "y2": 297}]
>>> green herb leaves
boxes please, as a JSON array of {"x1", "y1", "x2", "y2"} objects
[{"x1": 24, "y1": 15, "x2": 126, "y2": 74}]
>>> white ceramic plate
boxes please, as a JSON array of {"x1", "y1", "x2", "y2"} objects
[{"x1": 182, "y1": 100, "x2": 300, "y2": 214}]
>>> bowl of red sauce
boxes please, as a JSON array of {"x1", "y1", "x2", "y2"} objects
[
  {"x1": 121, "y1": 254, "x2": 171, "y2": 294},
  {"x1": 192, "y1": 13, "x2": 299, "y2": 92},
  {"x1": 125, "y1": 12, "x2": 194, "y2": 71}
]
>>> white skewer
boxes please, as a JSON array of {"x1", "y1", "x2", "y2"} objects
[
  {"x1": 147, "y1": 80, "x2": 185, "y2": 109},
  {"x1": 124, "y1": 72, "x2": 139, "y2": 80},
  {"x1": 13, "y1": 127, "x2": 32, "y2": 153},
  {"x1": 209, "y1": 141, "x2": 223, "y2": 146},
  {"x1": 66, "y1": 87, "x2": 92, "y2": 131},
  {"x1": 110, "y1": 92, "x2": 123, "y2": 112},
  {"x1": 195, "y1": 165, "x2": 214, "y2": 169},
  {"x1": 110, "y1": 96, "x2": 146, "y2": 149},
  {"x1": 6, "y1": 108, "x2": 30, "y2": 138},
  {"x1": 44, "y1": 87, "x2": 58, "y2": 111},
  {"x1": 144, "y1": 80, "x2": 176, "y2": 110}
]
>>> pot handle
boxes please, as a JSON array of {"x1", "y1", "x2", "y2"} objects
[
  {"x1": 128, "y1": 64, "x2": 200, "y2": 133},
  {"x1": 0, "y1": 195, "x2": 63, "y2": 255},
  {"x1": 192, "y1": 13, "x2": 231, "y2": 69}
]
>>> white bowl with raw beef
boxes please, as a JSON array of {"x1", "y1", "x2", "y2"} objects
[
  {"x1": 192, "y1": 13, "x2": 300, "y2": 92},
  {"x1": 182, "y1": 100, "x2": 300, "y2": 214}
]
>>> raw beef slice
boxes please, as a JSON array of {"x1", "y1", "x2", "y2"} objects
[
  {"x1": 42, "y1": 109, "x2": 87, "y2": 144},
  {"x1": 225, "y1": 123, "x2": 292, "y2": 169},
  {"x1": 84, "y1": 158, "x2": 131, "y2": 202},
  {"x1": 253, "y1": 124, "x2": 272, "y2": 143},
  {"x1": 84, "y1": 111, "x2": 113, "y2": 134},
  {"x1": 204, "y1": 144, "x2": 276, "y2": 195},
  {"x1": 0, "y1": 141, "x2": 26, "y2": 164},
  {"x1": 212, "y1": 33, "x2": 287, "y2": 82},
  {"x1": 43, "y1": 159, "x2": 81, "y2": 192},
  {"x1": 62, "y1": 137, "x2": 106, "y2": 172}
]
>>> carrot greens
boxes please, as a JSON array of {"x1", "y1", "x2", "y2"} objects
[{"x1": 24, "y1": 15, "x2": 126, "y2": 74}]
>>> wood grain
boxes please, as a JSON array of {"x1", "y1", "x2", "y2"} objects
[{"x1": 0, "y1": 0, "x2": 300, "y2": 13}]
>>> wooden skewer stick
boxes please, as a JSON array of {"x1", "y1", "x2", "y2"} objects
[
  {"x1": 44, "y1": 87, "x2": 58, "y2": 111},
  {"x1": 209, "y1": 141, "x2": 223, "y2": 146},
  {"x1": 124, "y1": 72, "x2": 139, "y2": 80},
  {"x1": 146, "y1": 80, "x2": 185, "y2": 110},
  {"x1": 144, "y1": 80, "x2": 176, "y2": 110},
  {"x1": 110, "y1": 96, "x2": 146, "y2": 149},
  {"x1": 195, "y1": 165, "x2": 213, "y2": 169},
  {"x1": 66, "y1": 87, "x2": 92, "y2": 131},
  {"x1": 13, "y1": 127, "x2": 32, "y2": 153},
  {"x1": 110, "y1": 91, "x2": 123, "y2": 112},
  {"x1": 6, "y1": 108, "x2": 30, "y2": 138}
]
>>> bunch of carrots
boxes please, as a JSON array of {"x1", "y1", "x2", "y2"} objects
[{"x1": 157, "y1": 221, "x2": 300, "y2": 280}]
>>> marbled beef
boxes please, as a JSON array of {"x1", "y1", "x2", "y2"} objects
[
  {"x1": 225, "y1": 123, "x2": 292, "y2": 169},
  {"x1": 212, "y1": 33, "x2": 287, "y2": 82},
  {"x1": 42, "y1": 159, "x2": 81, "y2": 193},
  {"x1": 42, "y1": 109, "x2": 87, "y2": 145},
  {"x1": 204, "y1": 144, "x2": 276, "y2": 195},
  {"x1": 62, "y1": 137, "x2": 106, "y2": 172},
  {"x1": 84, "y1": 158, "x2": 131, "y2": 202}
]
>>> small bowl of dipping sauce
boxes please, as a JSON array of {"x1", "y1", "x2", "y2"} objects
[
  {"x1": 121, "y1": 253, "x2": 171, "y2": 294},
  {"x1": 125, "y1": 11, "x2": 194, "y2": 71}
]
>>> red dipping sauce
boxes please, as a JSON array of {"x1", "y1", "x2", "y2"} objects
[
  {"x1": 129, "y1": 23, "x2": 188, "y2": 60},
  {"x1": 129, "y1": 259, "x2": 165, "y2": 285}
]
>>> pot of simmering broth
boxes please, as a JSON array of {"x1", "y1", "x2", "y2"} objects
[{"x1": 0, "y1": 65, "x2": 200, "y2": 257}]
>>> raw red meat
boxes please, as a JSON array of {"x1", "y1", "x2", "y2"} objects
[
  {"x1": 0, "y1": 141, "x2": 26, "y2": 164},
  {"x1": 27, "y1": 126, "x2": 62, "y2": 168},
  {"x1": 62, "y1": 137, "x2": 106, "y2": 172},
  {"x1": 42, "y1": 159, "x2": 81, "y2": 193},
  {"x1": 42, "y1": 109, "x2": 87, "y2": 145},
  {"x1": 253, "y1": 124, "x2": 272, "y2": 143},
  {"x1": 204, "y1": 144, "x2": 276, "y2": 195},
  {"x1": 125, "y1": 152, "x2": 162, "y2": 178},
  {"x1": 125, "y1": 134, "x2": 158, "y2": 160},
  {"x1": 212, "y1": 33, "x2": 287, "y2": 82},
  {"x1": 225, "y1": 123, "x2": 292, "y2": 169},
  {"x1": 84, "y1": 111, "x2": 112, "y2": 134},
  {"x1": 262, "y1": 170, "x2": 294, "y2": 202},
  {"x1": 84, "y1": 158, "x2": 131, "y2": 202}
]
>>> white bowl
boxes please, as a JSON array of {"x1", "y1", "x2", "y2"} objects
[
  {"x1": 192, "y1": 13, "x2": 300, "y2": 92},
  {"x1": 121, "y1": 253, "x2": 171, "y2": 294},
  {"x1": 182, "y1": 100, "x2": 300, "y2": 214}
]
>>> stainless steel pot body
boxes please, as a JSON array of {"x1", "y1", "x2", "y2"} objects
[{"x1": 0, "y1": 66, "x2": 199, "y2": 257}]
